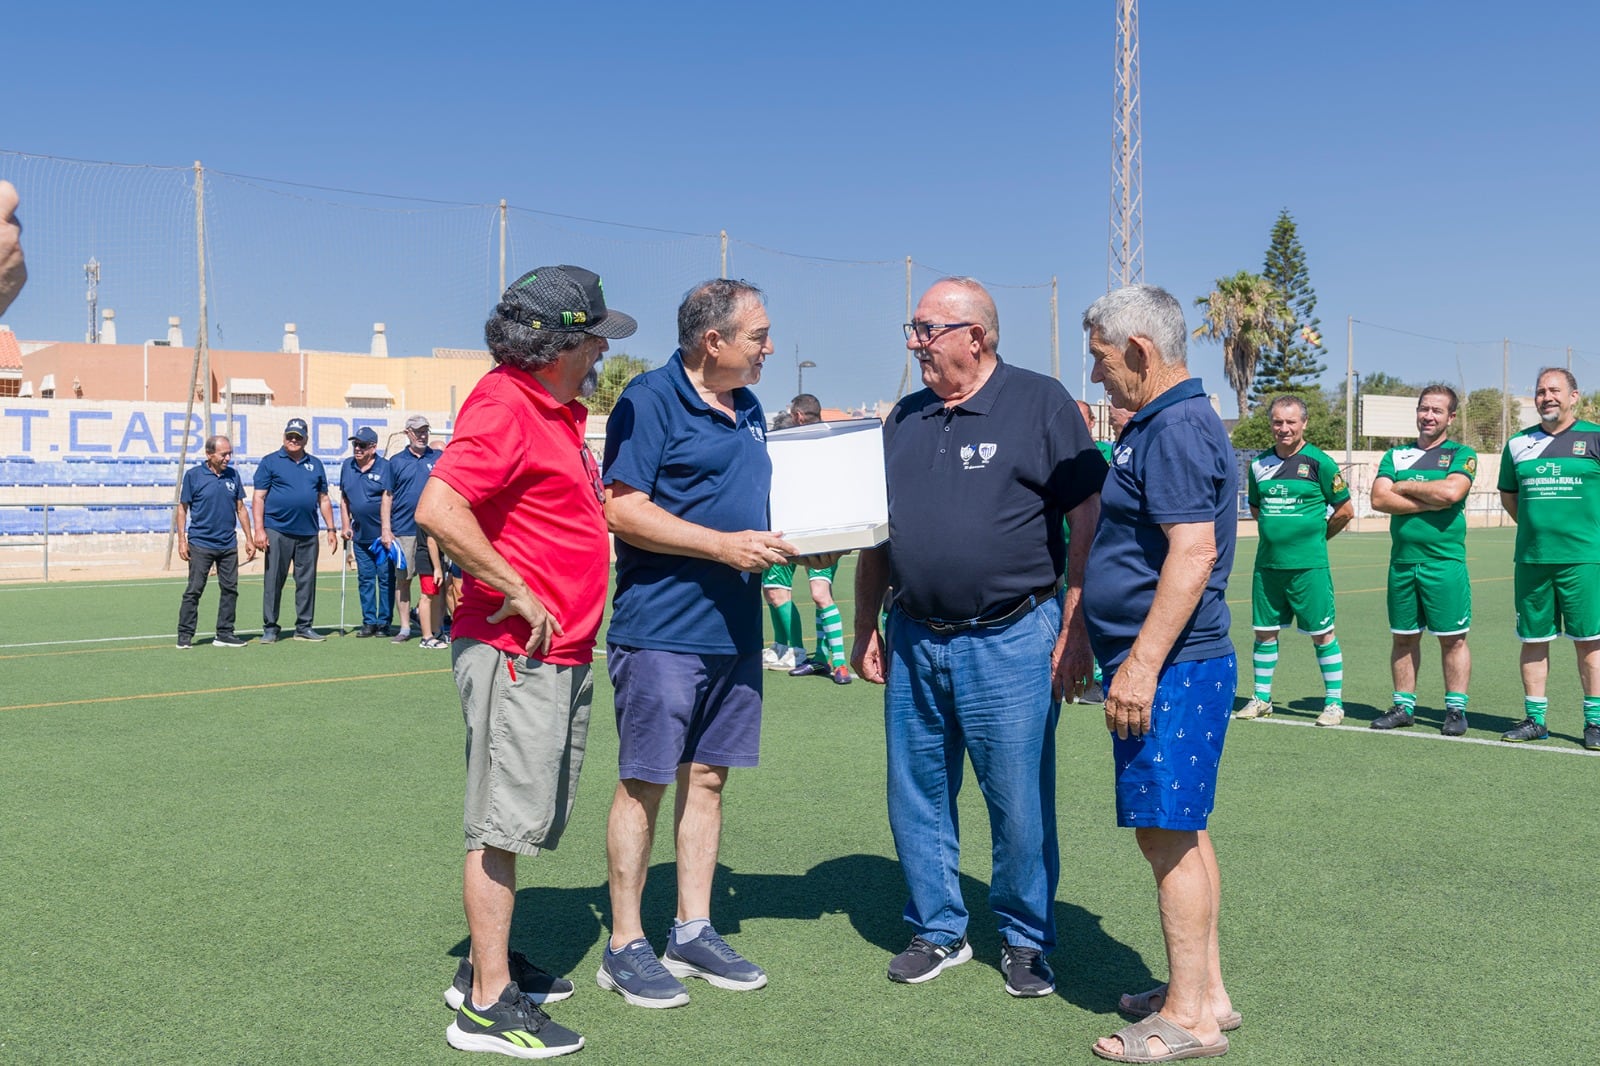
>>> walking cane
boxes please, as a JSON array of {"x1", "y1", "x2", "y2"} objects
[{"x1": 340, "y1": 535, "x2": 351, "y2": 636}]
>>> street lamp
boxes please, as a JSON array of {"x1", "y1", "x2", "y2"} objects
[{"x1": 796, "y1": 345, "x2": 817, "y2": 396}]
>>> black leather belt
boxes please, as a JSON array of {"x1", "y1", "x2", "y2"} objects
[{"x1": 901, "y1": 584, "x2": 1060, "y2": 635}]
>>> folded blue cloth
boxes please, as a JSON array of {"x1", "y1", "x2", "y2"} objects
[{"x1": 368, "y1": 538, "x2": 407, "y2": 571}]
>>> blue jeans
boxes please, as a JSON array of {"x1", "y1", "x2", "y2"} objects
[
  {"x1": 353, "y1": 539, "x2": 395, "y2": 628},
  {"x1": 884, "y1": 597, "x2": 1062, "y2": 951}
]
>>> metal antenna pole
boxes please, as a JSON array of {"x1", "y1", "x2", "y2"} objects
[{"x1": 1108, "y1": 0, "x2": 1144, "y2": 291}]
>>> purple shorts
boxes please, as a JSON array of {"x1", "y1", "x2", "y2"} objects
[{"x1": 606, "y1": 644, "x2": 764, "y2": 784}]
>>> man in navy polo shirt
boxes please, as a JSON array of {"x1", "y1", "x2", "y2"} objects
[
  {"x1": 252, "y1": 417, "x2": 338, "y2": 642},
  {"x1": 388, "y1": 414, "x2": 443, "y2": 643},
  {"x1": 1080, "y1": 285, "x2": 1237, "y2": 1063},
  {"x1": 340, "y1": 426, "x2": 396, "y2": 638},
  {"x1": 598, "y1": 278, "x2": 798, "y2": 1007},
  {"x1": 176, "y1": 434, "x2": 255, "y2": 648},
  {"x1": 851, "y1": 276, "x2": 1105, "y2": 998}
]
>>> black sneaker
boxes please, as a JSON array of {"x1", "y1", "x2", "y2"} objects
[
  {"x1": 788, "y1": 657, "x2": 830, "y2": 677},
  {"x1": 356, "y1": 624, "x2": 378, "y2": 638},
  {"x1": 176, "y1": 640, "x2": 192, "y2": 650},
  {"x1": 887, "y1": 935, "x2": 972, "y2": 984},
  {"x1": 445, "y1": 951, "x2": 576, "y2": 1010},
  {"x1": 1501, "y1": 718, "x2": 1550, "y2": 743},
  {"x1": 445, "y1": 982, "x2": 582, "y2": 1059},
  {"x1": 1000, "y1": 943, "x2": 1056, "y2": 998},
  {"x1": 1370, "y1": 706, "x2": 1415, "y2": 730},
  {"x1": 212, "y1": 635, "x2": 247, "y2": 648},
  {"x1": 1441, "y1": 709, "x2": 1468, "y2": 737},
  {"x1": 293, "y1": 628, "x2": 326, "y2": 642},
  {"x1": 1585, "y1": 724, "x2": 1600, "y2": 751}
]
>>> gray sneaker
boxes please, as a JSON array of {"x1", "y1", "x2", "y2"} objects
[
  {"x1": 1000, "y1": 943, "x2": 1056, "y2": 997},
  {"x1": 596, "y1": 938, "x2": 689, "y2": 1008},
  {"x1": 444, "y1": 950, "x2": 575, "y2": 1010},
  {"x1": 662, "y1": 926, "x2": 768, "y2": 990},
  {"x1": 887, "y1": 935, "x2": 972, "y2": 984}
]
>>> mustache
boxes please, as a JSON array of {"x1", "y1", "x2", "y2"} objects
[{"x1": 579, "y1": 365, "x2": 601, "y2": 398}]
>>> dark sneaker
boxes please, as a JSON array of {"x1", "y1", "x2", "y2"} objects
[
  {"x1": 887, "y1": 935, "x2": 972, "y2": 984},
  {"x1": 1441, "y1": 709, "x2": 1468, "y2": 737},
  {"x1": 212, "y1": 635, "x2": 247, "y2": 648},
  {"x1": 788, "y1": 657, "x2": 830, "y2": 677},
  {"x1": 293, "y1": 628, "x2": 326, "y2": 642},
  {"x1": 831, "y1": 666, "x2": 853, "y2": 685},
  {"x1": 1586, "y1": 724, "x2": 1600, "y2": 751},
  {"x1": 445, "y1": 982, "x2": 582, "y2": 1059},
  {"x1": 1000, "y1": 943, "x2": 1056, "y2": 998},
  {"x1": 260, "y1": 629, "x2": 280, "y2": 645},
  {"x1": 662, "y1": 926, "x2": 768, "y2": 991},
  {"x1": 596, "y1": 938, "x2": 689, "y2": 1008},
  {"x1": 176, "y1": 640, "x2": 192, "y2": 650},
  {"x1": 445, "y1": 951, "x2": 576, "y2": 1010},
  {"x1": 356, "y1": 624, "x2": 378, "y2": 638},
  {"x1": 1501, "y1": 718, "x2": 1550, "y2": 743},
  {"x1": 1370, "y1": 706, "x2": 1415, "y2": 730}
]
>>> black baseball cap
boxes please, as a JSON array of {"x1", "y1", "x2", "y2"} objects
[{"x1": 498, "y1": 266, "x2": 637, "y2": 339}]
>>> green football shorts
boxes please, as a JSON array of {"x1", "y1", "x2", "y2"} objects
[
  {"x1": 1387, "y1": 559, "x2": 1471, "y2": 635},
  {"x1": 1514, "y1": 562, "x2": 1600, "y2": 642},
  {"x1": 762, "y1": 563, "x2": 796, "y2": 590},
  {"x1": 1252, "y1": 566, "x2": 1336, "y2": 635}
]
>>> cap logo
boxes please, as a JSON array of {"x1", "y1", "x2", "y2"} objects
[{"x1": 561, "y1": 311, "x2": 588, "y2": 326}]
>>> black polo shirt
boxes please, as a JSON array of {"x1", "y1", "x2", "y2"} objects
[{"x1": 884, "y1": 360, "x2": 1106, "y2": 621}]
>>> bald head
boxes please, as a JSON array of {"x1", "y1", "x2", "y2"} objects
[{"x1": 927, "y1": 276, "x2": 1000, "y2": 356}]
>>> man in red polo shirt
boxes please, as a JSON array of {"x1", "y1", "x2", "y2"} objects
[{"x1": 419, "y1": 265, "x2": 635, "y2": 1059}]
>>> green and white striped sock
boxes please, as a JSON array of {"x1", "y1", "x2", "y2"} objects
[
  {"x1": 1316, "y1": 639, "x2": 1343, "y2": 703},
  {"x1": 1524, "y1": 697, "x2": 1548, "y2": 726},
  {"x1": 1392, "y1": 692, "x2": 1416, "y2": 715},
  {"x1": 816, "y1": 604, "x2": 846, "y2": 669},
  {"x1": 1252, "y1": 641, "x2": 1278, "y2": 702}
]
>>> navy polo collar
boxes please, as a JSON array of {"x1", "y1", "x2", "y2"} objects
[
  {"x1": 1127, "y1": 376, "x2": 1205, "y2": 428},
  {"x1": 916, "y1": 358, "x2": 1010, "y2": 418},
  {"x1": 666, "y1": 349, "x2": 760, "y2": 423}
]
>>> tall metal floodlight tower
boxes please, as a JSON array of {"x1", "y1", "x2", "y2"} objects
[
  {"x1": 1108, "y1": 0, "x2": 1143, "y2": 291},
  {"x1": 84, "y1": 258, "x2": 101, "y2": 343}
]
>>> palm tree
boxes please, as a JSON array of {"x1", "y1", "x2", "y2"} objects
[{"x1": 1192, "y1": 271, "x2": 1291, "y2": 418}]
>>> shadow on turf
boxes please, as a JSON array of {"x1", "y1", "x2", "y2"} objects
[
  {"x1": 1272, "y1": 696, "x2": 1531, "y2": 736},
  {"x1": 450, "y1": 854, "x2": 1152, "y2": 1011}
]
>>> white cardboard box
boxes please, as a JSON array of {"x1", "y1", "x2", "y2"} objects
[{"x1": 767, "y1": 418, "x2": 889, "y2": 555}]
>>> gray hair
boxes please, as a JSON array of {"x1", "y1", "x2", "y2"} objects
[
  {"x1": 1537, "y1": 366, "x2": 1579, "y2": 392},
  {"x1": 1269, "y1": 394, "x2": 1308, "y2": 421},
  {"x1": 484, "y1": 312, "x2": 587, "y2": 372},
  {"x1": 678, "y1": 279, "x2": 764, "y2": 353},
  {"x1": 1082, "y1": 284, "x2": 1187, "y2": 366}
]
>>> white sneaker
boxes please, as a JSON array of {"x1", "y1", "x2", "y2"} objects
[
  {"x1": 769, "y1": 647, "x2": 798, "y2": 672},
  {"x1": 1315, "y1": 703, "x2": 1345, "y2": 727},
  {"x1": 761, "y1": 644, "x2": 784, "y2": 670},
  {"x1": 1234, "y1": 697, "x2": 1273, "y2": 720}
]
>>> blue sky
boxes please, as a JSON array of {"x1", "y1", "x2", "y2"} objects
[{"x1": 4, "y1": 1, "x2": 1598, "y2": 416}]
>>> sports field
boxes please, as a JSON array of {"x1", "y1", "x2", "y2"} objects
[{"x1": 3, "y1": 526, "x2": 1596, "y2": 1064}]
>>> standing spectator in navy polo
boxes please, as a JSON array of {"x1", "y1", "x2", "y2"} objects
[
  {"x1": 340, "y1": 426, "x2": 396, "y2": 638},
  {"x1": 851, "y1": 276, "x2": 1104, "y2": 998},
  {"x1": 419, "y1": 264, "x2": 634, "y2": 1058},
  {"x1": 176, "y1": 434, "x2": 254, "y2": 649},
  {"x1": 252, "y1": 417, "x2": 338, "y2": 642},
  {"x1": 388, "y1": 414, "x2": 443, "y2": 643},
  {"x1": 1080, "y1": 285, "x2": 1238, "y2": 1063},
  {"x1": 598, "y1": 278, "x2": 797, "y2": 1007}
]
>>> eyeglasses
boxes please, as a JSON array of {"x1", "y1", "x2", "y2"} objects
[
  {"x1": 903, "y1": 321, "x2": 975, "y2": 344},
  {"x1": 352, "y1": 442, "x2": 375, "y2": 451},
  {"x1": 580, "y1": 447, "x2": 605, "y2": 505},
  {"x1": 284, "y1": 435, "x2": 306, "y2": 443}
]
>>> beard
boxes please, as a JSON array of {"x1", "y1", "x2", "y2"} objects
[{"x1": 579, "y1": 365, "x2": 601, "y2": 398}]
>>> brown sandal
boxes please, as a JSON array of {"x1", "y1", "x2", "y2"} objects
[
  {"x1": 1119, "y1": 983, "x2": 1241, "y2": 1032},
  {"x1": 1092, "y1": 1014, "x2": 1229, "y2": 1063}
]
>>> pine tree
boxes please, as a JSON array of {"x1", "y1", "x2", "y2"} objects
[{"x1": 1252, "y1": 209, "x2": 1326, "y2": 400}]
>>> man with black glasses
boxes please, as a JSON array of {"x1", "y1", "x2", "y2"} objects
[{"x1": 852, "y1": 276, "x2": 1105, "y2": 998}]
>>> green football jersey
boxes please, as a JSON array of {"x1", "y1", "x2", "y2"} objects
[
  {"x1": 1247, "y1": 443, "x2": 1350, "y2": 570},
  {"x1": 1376, "y1": 439, "x2": 1477, "y2": 563},
  {"x1": 1498, "y1": 420, "x2": 1600, "y2": 563}
]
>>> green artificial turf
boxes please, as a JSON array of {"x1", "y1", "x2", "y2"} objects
[{"x1": 2, "y1": 530, "x2": 1598, "y2": 1063}]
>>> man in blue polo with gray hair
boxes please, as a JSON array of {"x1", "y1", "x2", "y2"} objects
[
  {"x1": 252, "y1": 417, "x2": 338, "y2": 642},
  {"x1": 1081, "y1": 284, "x2": 1238, "y2": 1063}
]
